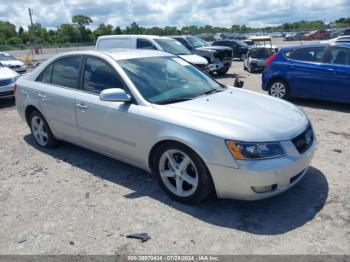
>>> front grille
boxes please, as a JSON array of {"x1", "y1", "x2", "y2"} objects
[
  {"x1": 0, "y1": 79, "x2": 14, "y2": 87},
  {"x1": 0, "y1": 91, "x2": 14, "y2": 97},
  {"x1": 292, "y1": 126, "x2": 314, "y2": 154}
]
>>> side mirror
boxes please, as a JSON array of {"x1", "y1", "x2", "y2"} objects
[{"x1": 99, "y1": 88, "x2": 131, "y2": 102}]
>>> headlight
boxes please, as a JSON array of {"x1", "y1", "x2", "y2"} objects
[{"x1": 226, "y1": 141, "x2": 286, "y2": 160}]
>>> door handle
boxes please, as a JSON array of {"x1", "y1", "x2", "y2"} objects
[
  {"x1": 76, "y1": 103, "x2": 88, "y2": 109},
  {"x1": 38, "y1": 93, "x2": 46, "y2": 98}
]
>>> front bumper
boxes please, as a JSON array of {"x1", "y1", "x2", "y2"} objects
[
  {"x1": 0, "y1": 83, "x2": 15, "y2": 98},
  {"x1": 206, "y1": 61, "x2": 232, "y2": 72},
  {"x1": 207, "y1": 138, "x2": 316, "y2": 200}
]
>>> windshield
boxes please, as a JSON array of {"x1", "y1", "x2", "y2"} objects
[
  {"x1": 154, "y1": 39, "x2": 191, "y2": 55},
  {"x1": 250, "y1": 48, "x2": 274, "y2": 59},
  {"x1": 0, "y1": 53, "x2": 17, "y2": 61},
  {"x1": 187, "y1": 36, "x2": 208, "y2": 48},
  {"x1": 118, "y1": 56, "x2": 222, "y2": 104}
]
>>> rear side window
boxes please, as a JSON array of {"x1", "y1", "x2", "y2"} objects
[
  {"x1": 136, "y1": 39, "x2": 156, "y2": 50},
  {"x1": 40, "y1": 64, "x2": 53, "y2": 83},
  {"x1": 290, "y1": 47, "x2": 325, "y2": 62},
  {"x1": 325, "y1": 47, "x2": 350, "y2": 66},
  {"x1": 51, "y1": 56, "x2": 82, "y2": 89},
  {"x1": 83, "y1": 57, "x2": 125, "y2": 94}
]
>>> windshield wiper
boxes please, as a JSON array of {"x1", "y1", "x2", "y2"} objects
[
  {"x1": 199, "y1": 87, "x2": 227, "y2": 97},
  {"x1": 157, "y1": 97, "x2": 194, "y2": 105}
]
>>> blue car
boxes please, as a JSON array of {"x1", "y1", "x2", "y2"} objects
[{"x1": 262, "y1": 43, "x2": 350, "y2": 103}]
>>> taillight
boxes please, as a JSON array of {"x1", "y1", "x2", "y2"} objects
[
  {"x1": 13, "y1": 83, "x2": 17, "y2": 93},
  {"x1": 265, "y1": 52, "x2": 278, "y2": 67}
]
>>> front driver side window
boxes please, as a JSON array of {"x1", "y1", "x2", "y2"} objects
[{"x1": 83, "y1": 57, "x2": 125, "y2": 94}]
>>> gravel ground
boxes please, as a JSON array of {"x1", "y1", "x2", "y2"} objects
[{"x1": 0, "y1": 59, "x2": 349, "y2": 255}]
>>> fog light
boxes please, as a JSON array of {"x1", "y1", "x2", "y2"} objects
[{"x1": 251, "y1": 184, "x2": 277, "y2": 193}]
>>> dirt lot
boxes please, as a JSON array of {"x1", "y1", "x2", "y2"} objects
[{"x1": 0, "y1": 59, "x2": 349, "y2": 255}]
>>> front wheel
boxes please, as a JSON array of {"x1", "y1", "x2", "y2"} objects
[
  {"x1": 154, "y1": 142, "x2": 213, "y2": 204},
  {"x1": 215, "y1": 65, "x2": 230, "y2": 76},
  {"x1": 268, "y1": 79, "x2": 291, "y2": 100}
]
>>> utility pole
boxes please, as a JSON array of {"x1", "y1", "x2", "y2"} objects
[{"x1": 28, "y1": 8, "x2": 35, "y2": 61}]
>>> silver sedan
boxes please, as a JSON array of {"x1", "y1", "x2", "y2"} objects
[{"x1": 15, "y1": 50, "x2": 316, "y2": 204}]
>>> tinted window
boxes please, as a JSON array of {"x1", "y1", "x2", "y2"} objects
[
  {"x1": 41, "y1": 64, "x2": 53, "y2": 83},
  {"x1": 290, "y1": 47, "x2": 325, "y2": 62},
  {"x1": 136, "y1": 39, "x2": 156, "y2": 49},
  {"x1": 175, "y1": 38, "x2": 191, "y2": 49},
  {"x1": 83, "y1": 57, "x2": 124, "y2": 94},
  {"x1": 51, "y1": 56, "x2": 82, "y2": 89},
  {"x1": 326, "y1": 47, "x2": 350, "y2": 66},
  {"x1": 154, "y1": 39, "x2": 191, "y2": 55}
]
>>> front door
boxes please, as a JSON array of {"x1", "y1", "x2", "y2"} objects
[{"x1": 75, "y1": 56, "x2": 141, "y2": 161}]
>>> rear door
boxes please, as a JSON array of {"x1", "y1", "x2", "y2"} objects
[
  {"x1": 35, "y1": 56, "x2": 83, "y2": 141},
  {"x1": 321, "y1": 46, "x2": 350, "y2": 102},
  {"x1": 287, "y1": 46, "x2": 326, "y2": 99},
  {"x1": 75, "y1": 56, "x2": 141, "y2": 161}
]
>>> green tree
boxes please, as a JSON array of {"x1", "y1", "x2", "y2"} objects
[
  {"x1": 113, "y1": 26, "x2": 122, "y2": 35},
  {"x1": 72, "y1": 15, "x2": 93, "y2": 42},
  {"x1": 57, "y1": 24, "x2": 80, "y2": 43},
  {"x1": 93, "y1": 24, "x2": 113, "y2": 39},
  {"x1": 124, "y1": 22, "x2": 144, "y2": 34}
]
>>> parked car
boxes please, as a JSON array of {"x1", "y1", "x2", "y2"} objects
[
  {"x1": 0, "y1": 52, "x2": 27, "y2": 74},
  {"x1": 302, "y1": 30, "x2": 330, "y2": 40},
  {"x1": 262, "y1": 43, "x2": 350, "y2": 103},
  {"x1": 212, "y1": 39, "x2": 249, "y2": 60},
  {"x1": 244, "y1": 47, "x2": 275, "y2": 73},
  {"x1": 0, "y1": 63, "x2": 18, "y2": 98},
  {"x1": 169, "y1": 35, "x2": 233, "y2": 75},
  {"x1": 321, "y1": 35, "x2": 350, "y2": 44},
  {"x1": 15, "y1": 49, "x2": 315, "y2": 203},
  {"x1": 284, "y1": 32, "x2": 305, "y2": 41},
  {"x1": 96, "y1": 35, "x2": 208, "y2": 70}
]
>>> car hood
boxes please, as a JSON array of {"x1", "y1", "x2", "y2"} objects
[
  {"x1": 197, "y1": 46, "x2": 233, "y2": 52},
  {"x1": 155, "y1": 88, "x2": 309, "y2": 142},
  {"x1": 0, "y1": 66, "x2": 19, "y2": 80},
  {"x1": 179, "y1": 54, "x2": 208, "y2": 65},
  {"x1": 0, "y1": 60, "x2": 24, "y2": 66}
]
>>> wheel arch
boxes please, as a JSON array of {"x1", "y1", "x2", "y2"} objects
[{"x1": 25, "y1": 105, "x2": 40, "y2": 126}]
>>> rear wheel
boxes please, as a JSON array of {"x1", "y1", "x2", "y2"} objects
[
  {"x1": 153, "y1": 142, "x2": 213, "y2": 204},
  {"x1": 29, "y1": 110, "x2": 59, "y2": 148},
  {"x1": 268, "y1": 79, "x2": 290, "y2": 100}
]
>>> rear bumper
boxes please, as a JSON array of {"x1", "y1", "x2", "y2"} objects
[{"x1": 207, "y1": 139, "x2": 316, "y2": 200}]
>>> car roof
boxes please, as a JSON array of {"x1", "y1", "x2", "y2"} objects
[
  {"x1": 97, "y1": 34, "x2": 175, "y2": 41},
  {"x1": 282, "y1": 42, "x2": 350, "y2": 50},
  {"x1": 52, "y1": 49, "x2": 174, "y2": 61}
]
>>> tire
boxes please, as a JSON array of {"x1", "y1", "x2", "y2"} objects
[
  {"x1": 153, "y1": 142, "x2": 213, "y2": 204},
  {"x1": 215, "y1": 65, "x2": 230, "y2": 76},
  {"x1": 29, "y1": 110, "x2": 59, "y2": 148},
  {"x1": 267, "y1": 79, "x2": 291, "y2": 100}
]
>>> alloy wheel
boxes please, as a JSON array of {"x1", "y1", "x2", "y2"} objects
[
  {"x1": 158, "y1": 149, "x2": 199, "y2": 197},
  {"x1": 31, "y1": 115, "x2": 48, "y2": 146}
]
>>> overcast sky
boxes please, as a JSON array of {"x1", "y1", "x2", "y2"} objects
[{"x1": 1, "y1": 0, "x2": 350, "y2": 29}]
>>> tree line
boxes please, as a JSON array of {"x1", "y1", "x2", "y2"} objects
[{"x1": 1, "y1": 15, "x2": 350, "y2": 47}]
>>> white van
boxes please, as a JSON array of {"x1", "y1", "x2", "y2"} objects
[{"x1": 96, "y1": 35, "x2": 208, "y2": 69}]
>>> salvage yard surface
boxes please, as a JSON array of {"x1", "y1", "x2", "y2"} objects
[{"x1": 0, "y1": 60, "x2": 350, "y2": 255}]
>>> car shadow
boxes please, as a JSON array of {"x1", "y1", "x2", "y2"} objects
[
  {"x1": 0, "y1": 97, "x2": 15, "y2": 109},
  {"x1": 23, "y1": 134, "x2": 328, "y2": 235},
  {"x1": 292, "y1": 98, "x2": 350, "y2": 113}
]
